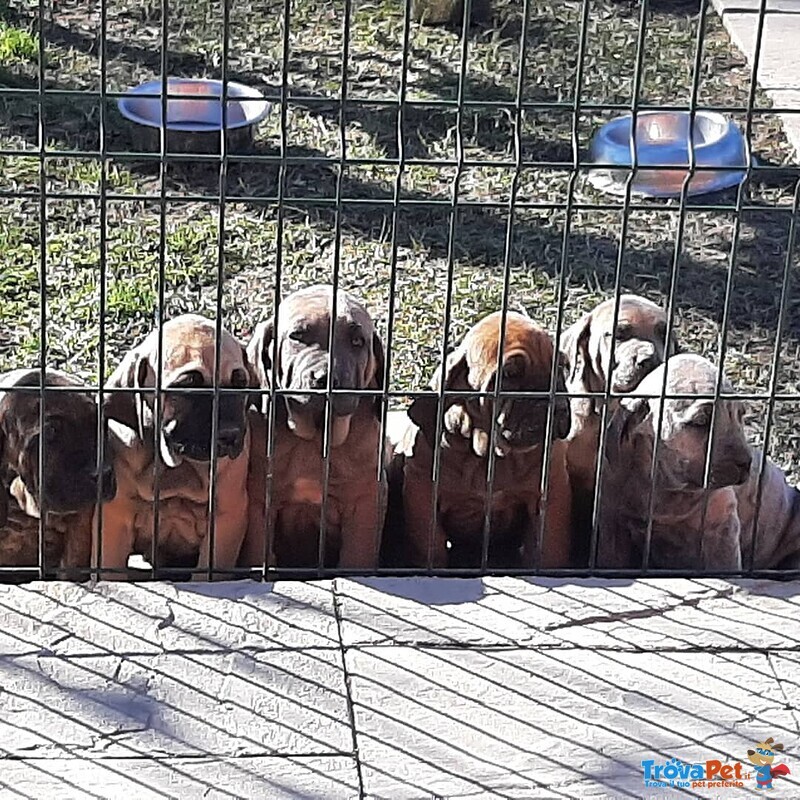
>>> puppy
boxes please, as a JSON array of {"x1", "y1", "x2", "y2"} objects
[
  {"x1": 239, "y1": 285, "x2": 387, "y2": 571},
  {"x1": 597, "y1": 354, "x2": 753, "y2": 570},
  {"x1": 560, "y1": 295, "x2": 676, "y2": 561},
  {"x1": 397, "y1": 310, "x2": 573, "y2": 569},
  {"x1": 98, "y1": 315, "x2": 255, "y2": 578},
  {"x1": 0, "y1": 369, "x2": 116, "y2": 575}
]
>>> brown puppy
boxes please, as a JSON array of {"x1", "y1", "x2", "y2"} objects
[
  {"x1": 239, "y1": 285, "x2": 387, "y2": 571},
  {"x1": 597, "y1": 354, "x2": 753, "y2": 570},
  {"x1": 97, "y1": 314, "x2": 256, "y2": 578},
  {"x1": 397, "y1": 311, "x2": 573, "y2": 569},
  {"x1": 0, "y1": 369, "x2": 116, "y2": 575},
  {"x1": 560, "y1": 295, "x2": 676, "y2": 561}
]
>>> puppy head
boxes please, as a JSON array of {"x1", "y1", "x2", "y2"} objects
[
  {"x1": 561, "y1": 295, "x2": 677, "y2": 397},
  {"x1": 0, "y1": 369, "x2": 116, "y2": 523},
  {"x1": 247, "y1": 285, "x2": 384, "y2": 448},
  {"x1": 104, "y1": 315, "x2": 257, "y2": 468},
  {"x1": 408, "y1": 311, "x2": 570, "y2": 458},
  {"x1": 610, "y1": 355, "x2": 752, "y2": 491}
]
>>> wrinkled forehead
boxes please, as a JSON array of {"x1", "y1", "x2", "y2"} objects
[
  {"x1": 594, "y1": 299, "x2": 665, "y2": 335},
  {"x1": 278, "y1": 291, "x2": 374, "y2": 337},
  {"x1": 163, "y1": 333, "x2": 244, "y2": 380},
  {"x1": 0, "y1": 388, "x2": 95, "y2": 432}
]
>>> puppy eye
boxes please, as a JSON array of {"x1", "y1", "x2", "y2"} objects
[
  {"x1": 351, "y1": 335, "x2": 365, "y2": 348},
  {"x1": 502, "y1": 360, "x2": 522, "y2": 379},
  {"x1": 615, "y1": 326, "x2": 633, "y2": 342},
  {"x1": 230, "y1": 370, "x2": 248, "y2": 388},
  {"x1": 289, "y1": 329, "x2": 309, "y2": 343},
  {"x1": 689, "y1": 411, "x2": 711, "y2": 428}
]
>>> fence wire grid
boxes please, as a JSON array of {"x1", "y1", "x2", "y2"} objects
[{"x1": 0, "y1": 0, "x2": 798, "y2": 582}]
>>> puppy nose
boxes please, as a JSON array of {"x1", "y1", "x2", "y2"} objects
[
  {"x1": 217, "y1": 427, "x2": 241, "y2": 449},
  {"x1": 310, "y1": 371, "x2": 328, "y2": 390}
]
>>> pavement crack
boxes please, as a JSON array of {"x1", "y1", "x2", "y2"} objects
[{"x1": 543, "y1": 585, "x2": 737, "y2": 631}]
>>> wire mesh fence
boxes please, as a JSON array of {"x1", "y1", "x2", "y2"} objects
[{"x1": 0, "y1": 0, "x2": 798, "y2": 582}]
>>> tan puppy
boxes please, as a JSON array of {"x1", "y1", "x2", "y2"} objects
[
  {"x1": 397, "y1": 311, "x2": 573, "y2": 569},
  {"x1": 97, "y1": 315, "x2": 256, "y2": 578},
  {"x1": 239, "y1": 285, "x2": 387, "y2": 571},
  {"x1": 560, "y1": 295, "x2": 676, "y2": 561},
  {"x1": 597, "y1": 354, "x2": 753, "y2": 570},
  {"x1": 0, "y1": 369, "x2": 116, "y2": 575}
]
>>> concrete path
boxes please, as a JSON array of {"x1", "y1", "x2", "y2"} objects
[
  {"x1": 712, "y1": 0, "x2": 800, "y2": 158},
  {"x1": 0, "y1": 577, "x2": 798, "y2": 799}
]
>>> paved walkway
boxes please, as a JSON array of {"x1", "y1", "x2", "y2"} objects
[
  {"x1": 0, "y1": 577, "x2": 798, "y2": 798},
  {"x1": 712, "y1": 0, "x2": 800, "y2": 158}
]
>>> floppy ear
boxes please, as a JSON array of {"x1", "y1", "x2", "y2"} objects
[
  {"x1": 560, "y1": 312, "x2": 598, "y2": 390},
  {"x1": 0, "y1": 426, "x2": 6, "y2": 527},
  {"x1": 667, "y1": 328, "x2": 679, "y2": 357},
  {"x1": 247, "y1": 319, "x2": 276, "y2": 389},
  {"x1": 407, "y1": 348, "x2": 468, "y2": 444},
  {"x1": 368, "y1": 330, "x2": 386, "y2": 419},
  {"x1": 774, "y1": 743, "x2": 784, "y2": 751},
  {"x1": 103, "y1": 347, "x2": 153, "y2": 438},
  {"x1": 240, "y1": 344, "x2": 263, "y2": 410},
  {"x1": 553, "y1": 352, "x2": 573, "y2": 440},
  {"x1": 605, "y1": 396, "x2": 650, "y2": 464}
]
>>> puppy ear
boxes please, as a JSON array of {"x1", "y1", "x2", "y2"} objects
[
  {"x1": 667, "y1": 328, "x2": 680, "y2": 357},
  {"x1": 553, "y1": 352, "x2": 572, "y2": 440},
  {"x1": 240, "y1": 344, "x2": 263, "y2": 410},
  {"x1": 0, "y1": 426, "x2": 6, "y2": 527},
  {"x1": 560, "y1": 312, "x2": 598, "y2": 390},
  {"x1": 407, "y1": 348, "x2": 468, "y2": 444},
  {"x1": 368, "y1": 330, "x2": 386, "y2": 419},
  {"x1": 103, "y1": 348, "x2": 152, "y2": 437},
  {"x1": 605, "y1": 396, "x2": 650, "y2": 463},
  {"x1": 247, "y1": 319, "x2": 275, "y2": 389}
]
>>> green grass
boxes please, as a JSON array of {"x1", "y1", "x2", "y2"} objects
[
  {"x1": 0, "y1": 22, "x2": 36, "y2": 65},
  {"x1": 0, "y1": 0, "x2": 799, "y2": 480}
]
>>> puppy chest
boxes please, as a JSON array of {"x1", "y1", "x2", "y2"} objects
[
  {"x1": 0, "y1": 507, "x2": 83, "y2": 566},
  {"x1": 131, "y1": 495, "x2": 209, "y2": 554}
]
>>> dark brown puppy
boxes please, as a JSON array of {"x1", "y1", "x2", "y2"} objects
[
  {"x1": 397, "y1": 311, "x2": 573, "y2": 570},
  {"x1": 0, "y1": 368, "x2": 116, "y2": 575},
  {"x1": 560, "y1": 295, "x2": 676, "y2": 562},
  {"x1": 240, "y1": 284, "x2": 387, "y2": 571},
  {"x1": 98, "y1": 314, "x2": 256, "y2": 579}
]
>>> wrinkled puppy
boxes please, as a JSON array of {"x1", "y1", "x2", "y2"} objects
[
  {"x1": 239, "y1": 285, "x2": 387, "y2": 571},
  {"x1": 98, "y1": 315, "x2": 255, "y2": 578},
  {"x1": 0, "y1": 369, "x2": 116, "y2": 575},
  {"x1": 398, "y1": 311, "x2": 573, "y2": 569},
  {"x1": 560, "y1": 294, "x2": 676, "y2": 561},
  {"x1": 597, "y1": 354, "x2": 753, "y2": 570}
]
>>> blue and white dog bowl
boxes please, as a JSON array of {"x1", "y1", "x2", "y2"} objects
[{"x1": 588, "y1": 111, "x2": 749, "y2": 198}]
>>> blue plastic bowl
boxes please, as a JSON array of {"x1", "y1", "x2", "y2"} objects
[{"x1": 588, "y1": 111, "x2": 748, "y2": 198}]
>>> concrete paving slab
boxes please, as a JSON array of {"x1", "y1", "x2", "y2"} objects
[
  {"x1": 712, "y1": 0, "x2": 800, "y2": 157},
  {"x1": 0, "y1": 580, "x2": 337, "y2": 657},
  {"x1": 336, "y1": 576, "x2": 800, "y2": 650},
  {"x1": 347, "y1": 646, "x2": 800, "y2": 799},
  {"x1": 0, "y1": 649, "x2": 352, "y2": 758},
  {"x1": 0, "y1": 756, "x2": 360, "y2": 800}
]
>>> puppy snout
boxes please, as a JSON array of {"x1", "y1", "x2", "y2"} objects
[
  {"x1": 216, "y1": 425, "x2": 244, "y2": 456},
  {"x1": 310, "y1": 370, "x2": 329, "y2": 390}
]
